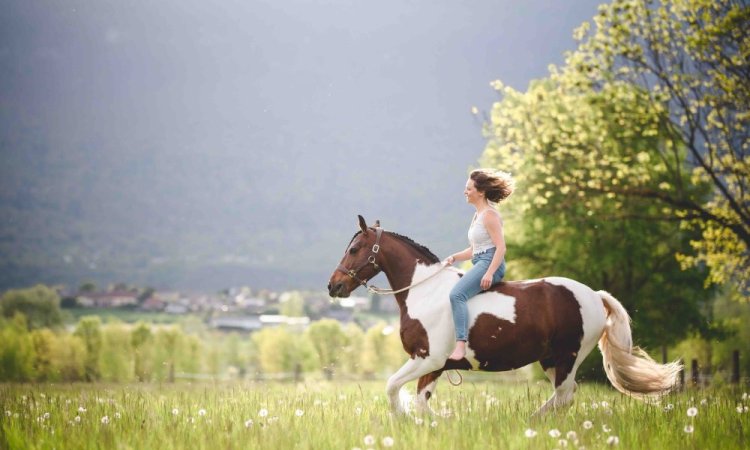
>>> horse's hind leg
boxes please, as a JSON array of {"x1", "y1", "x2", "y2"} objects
[
  {"x1": 533, "y1": 359, "x2": 558, "y2": 416},
  {"x1": 415, "y1": 370, "x2": 443, "y2": 414},
  {"x1": 386, "y1": 358, "x2": 444, "y2": 415}
]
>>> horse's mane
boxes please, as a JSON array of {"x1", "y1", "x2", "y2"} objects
[{"x1": 347, "y1": 229, "x2": 440, "y2": 264}]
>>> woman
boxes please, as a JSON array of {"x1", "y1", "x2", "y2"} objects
[{"x1": 444, "y1": 168, "x2": 515, "y2": 361}]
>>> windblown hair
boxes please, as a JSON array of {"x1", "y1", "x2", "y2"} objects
[{"x1": 470, "y1": 168, "x2": 515, "y2": 203}]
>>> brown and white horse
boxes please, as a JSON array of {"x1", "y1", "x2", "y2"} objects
[{"x1": 328, "y1": 216, "x2": 682, "y2": 416}]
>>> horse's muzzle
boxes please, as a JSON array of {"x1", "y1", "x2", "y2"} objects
[{"x1": 327, "y1": 280, "x2": 351, "y2": 298}]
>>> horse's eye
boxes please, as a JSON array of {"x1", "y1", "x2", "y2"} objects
[{"x1": 349, "y1": 247, "x2": 358, "y2": 255}]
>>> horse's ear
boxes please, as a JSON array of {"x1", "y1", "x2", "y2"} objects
[
  {"x1": 358, "y1": 215, "x2": 369, "y2": 235},
  {"x1": 374, "y1": 219, "x2": 381, "y2": 228}
]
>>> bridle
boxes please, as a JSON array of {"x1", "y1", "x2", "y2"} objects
[
  {"x1": 335, "y1": 227, "x2": 453, "y2": 295},
  {"x1": 336, "y1": 227, "x2": 384, "y2": 288}
]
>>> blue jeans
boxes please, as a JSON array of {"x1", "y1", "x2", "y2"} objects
[{"x1": 449, "y1": 248, "x2": 506, "y2": 341}]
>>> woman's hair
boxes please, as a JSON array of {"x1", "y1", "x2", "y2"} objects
[{"x1": 469, "y1": 169, "x2": 515, "y2": 203}]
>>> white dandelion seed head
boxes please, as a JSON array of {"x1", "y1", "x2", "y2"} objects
[
  {"x1": 430, "y1": 420, "x2": 438, "y2": 428},
  {"x1": 524, "y1": 429, "x2": 537, "y2": 438},
  {"x1": 244, "y1": 419, "x2": 254, "y2": 428},
  {"x1": 43, "y1": 412, "x2": 50, "y2": 420},
  {"x1": 363, "y1": 435, "x2": 375, "y2": 446},
  {"x1": 5, "y1": 411, "x2": 11, "y2": 417},
  {"x1": 258, "y1": 408, "x2": 268, "y2": 417},
  {"x1": 295, "y1": 409, "x2": 304, "y2": 417},
  {"x1": 172, "y1": 408, "x2": 179, "y2": 416},
  {"x1": 549, "y1": 429, "x2": 561, "y2": 438},
  {"x1": 687, "y1": 407, "x2": 698, "y2": 417},
  {"x1": 600, "y1": 401, "x2": 609, "y2": 408},
  {"x1": 684, "y1": 424, "x2": 694, "y2": 433},
  {"x1": 700, "y1": 398, "x2": 708, "y2": 406},
  {"x1": 198, "y1": 409, "x2": 207, "y2": 416},
  {"x1": 74, "y1": 416, "x2": 81, "y2": 423},
  {"x1": 742, "y1": 393, "x2": 748, "y2": 400},
  {"x1": 583, "y1": 420, "x2": 593, "y2": 430},
  {"x1": 566, "y1": 431, "x2": 578, "y2": 440},
  {"x1": 355, "y1": 406, "x2": 362, "y2": 415},
  {"x1": 664, "y1": 403, "x2": 674, "y2": 411},
  {"x1": 607, "y1": 435, "x2": 619, "y2": 445},
  {"x1": 101, "y1": 416, "x2": 109, "y2": 424},
  {"x1": 559, "y1": 438, "x2": 569, "y2": 447},
  {"x1": 382, "y1": 436, "x2": 394, "y2": 447},
  {"x1": 78, "y1": 406, "x2": 86, "y2": 413},
  {"x1": 415, "y1": 417, "x2": 423, "y2": 425},
  {"x1": 114, "y1": 412, "x2": 121, "y2": 419},
  {"x1": 602, "y1": 424, "x2": 611, "y2": 433}
]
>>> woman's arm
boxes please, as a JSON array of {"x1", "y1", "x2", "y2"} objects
[
  {"x1": 480, "y1": 212, "x2": 506, "y2": 289},
  {"x1": 445, "y1": 247, "x2": 473, "y2": 265}
]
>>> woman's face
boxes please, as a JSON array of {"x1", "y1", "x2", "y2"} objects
[{"x1": 464, "y1": 179, "x2": 483, "y2": 204}]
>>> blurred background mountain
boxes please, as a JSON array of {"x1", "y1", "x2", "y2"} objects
[{"x1": 0, "y1": 0, "x2": 601, "y2": 291}]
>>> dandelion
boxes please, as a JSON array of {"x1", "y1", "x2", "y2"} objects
[
  {"x1": 382, "y1": 436, "x2": 394, "y2": 447},
  {"x1": 430, "y1": 420, "x2": 438, "y2": 428},
  {"x1": 664, "y1": 403, "x2": 674, "y2": 411},
  {"x1": 524, "y1": 429, "x2": 537, "y2": 438},
  {"x1": 583, "y1": 420, "x2": 593, "y2": 430},
  {"x1": 600, "y1": 401, "x2": 609, "y2": 408},
  {"x1": 101, "y1": 416, "x2": 109, "y2": 425},
  {"x1": 684, "y1": 424, "x2": 694, "y2": 433},
  {"x1": 687, "y1": 407, "x2": 698, "y2": 417},
  {"x1": 78, "y1": 406, "x2": 86, "y2": 413},
  {"x1": 43, "y1": 412, "x2": 50, "y2": 420},
  {"x1": 363, "y1": 435, "x2": 375, "y2": 446},
  {"x1": 74, "y1": 416, "x2": 81, "y2": 423},
  {"x1": 602, "y1": 424, "x2": 611, "y2": 433},
  {"x1": 258, "y1": 408, "x2": 268, "y2": 418},
  {"x1": 742, "y1": 393, "x2": 748, "y2": 401},
  {"x1": 295, "y1": 409, "x2": 304, "y2": 417},
  {"x1": 114, "y1": 412, "x2": 121, "y2": 419},
  {"x1": 607, "y1": 436, "x2": 620, "y2": 446},
  {"x1": 737, "y1": 405, "x2": 748, "y2": 413},
  {"x1": 244, "y1": 419, "x2": 254, "y2": 428},
  {"x1": 549, "y1": 429, "x2": 561, "y2": 438},
  {"x1": 5, "y1": 411, "x2": 11, "y2": 417},
  {"x1": 559, "y1": 439, "x2": 569, "y2": 447},
  {"x1": 415, "y1": 417, "x2": 424, "y2": 425},
  {"x1": 355, "y1": 407, "x2": 363, "y2": 415},
  {"x1": 198, "y1": 409, "x2": 207, "y2": 416},
  {"x1": 566, "y1": 431, "x2": 578, "y2": 440},
  {"x1": 172, "y1": 408, "x2": 179, "y2": 416}
]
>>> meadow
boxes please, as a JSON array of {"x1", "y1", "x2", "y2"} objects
[{"x1": 1, "y1": 379, "x2": 748, "y2": 450}]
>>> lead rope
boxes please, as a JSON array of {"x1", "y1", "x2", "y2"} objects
[
  {"x1": 366, "y1": 261, "x2": 455, "y2": 295},
  {"x1": 446, "y1": 370, "x2": 463, "y2": 386}
]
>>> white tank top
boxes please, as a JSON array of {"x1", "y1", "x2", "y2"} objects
[{"x1": 468, "y1": 209, "x2": 499, "y2": 255}]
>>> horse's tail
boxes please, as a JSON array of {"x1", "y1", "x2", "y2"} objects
[{"x1": 597, "y1": 290, "x2": 682, "y2": 399}]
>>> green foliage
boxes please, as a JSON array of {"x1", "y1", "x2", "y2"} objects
[
  {"x1": 484, "y1": 0, "x2": 750, "y2": 299},
  {"x1": 0, "y1": 285, "x2": 63, "y2": 330},
  {"x1": 305, "y1": 319, "x2": 348, "y2": 379},
  {"x1": 73, "y1": 316, "x2": 103, "y2": 381},
  {"x1": 100, "y1": 322, "x2": 134, "y2": 382},
  {"x1": 0, "y1": 314, "x2": 34, "y2": 381},
  {"x1": 251, "y1": 326, "x2": 317, "y2": 376},
  {"x1": 279, "y1": 291, "x2": 306, "y2": 317}
]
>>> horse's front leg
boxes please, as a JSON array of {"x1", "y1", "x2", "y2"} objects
[{"x1": 386, "y1": 357, "x2": 445, "y2": 415}]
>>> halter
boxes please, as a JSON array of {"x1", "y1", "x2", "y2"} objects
[
  {"x1": 336, "y1": 227, "x2": 453, "y2": 295},
  {"x1": 336, "y1": 227, "x2": 384, "y2": 288}
]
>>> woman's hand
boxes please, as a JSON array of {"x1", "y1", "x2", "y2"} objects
[
  {"x1": 480, "y1": 272, "x2": 493, "y2": 290},
  {"x1": 444, "y1": 256, "x2": 455, "y2": 265}
]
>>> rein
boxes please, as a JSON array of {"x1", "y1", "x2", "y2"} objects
[{"x1": 336, "y1": 227, "x2": 454, "y2": 296}]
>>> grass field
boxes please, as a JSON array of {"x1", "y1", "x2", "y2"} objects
[{"x1": 1, "y1": 379, "x2": 748, "y2": 449}]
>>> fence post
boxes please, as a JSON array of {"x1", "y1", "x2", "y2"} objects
[
  {"x1": 732, "y1": 350, "x2": 740, "y2": 384},
  {"x1": 691, "y1": 359, "x2": 699, "y2": 387}
]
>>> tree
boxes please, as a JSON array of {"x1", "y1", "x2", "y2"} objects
[
  {"x1": 0, "y1": 313, "x2": 35, "y2": 381},
  {"x1": 279, "y1": 291, "x2": 306, "y2": 317},
  {"x1": 0, "y1": 285, "x2": 63, "y2": 329},
  {"x1": 131, "y1": 322, "x2": 154, "y2": 382},
  {"x1": 73, "y1": 316, "x2": 103, "y2": 381},
  {"x1": 484, "y1": 0, "x2": 750, "y2": 299},
  {"x1": 100, "y1": 322, "x2": 134, "y2": 382},
  {"x1": 306, "y1": 319, "x2": 347, "y2": 379}
]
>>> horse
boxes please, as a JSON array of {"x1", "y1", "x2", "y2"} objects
[{"x1": 327, "y1": 215, "x2": 682, "y2": 416}]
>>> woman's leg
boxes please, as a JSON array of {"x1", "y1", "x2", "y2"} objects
[{"x1": 448, "y1": 259, "x2": 490, "y2": 360}]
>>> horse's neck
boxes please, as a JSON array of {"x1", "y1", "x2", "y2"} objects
[{"x1": 388, "y1": 262, "x2": 461, "y2": 310}]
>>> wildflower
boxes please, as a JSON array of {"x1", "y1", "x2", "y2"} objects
[
  {"x1": 602, "y1": 424, "x2": 611, "y2": 433},
  {"x1": 43, "y1": 412, "x2": 50, "y2": 420},
  {"x1": 664, "y1": 403, "x2": 674, "y2": 411},
  {"x1": 687, "y1": 407, "x2": 698, "y2": 417},
  {"x1": 114, "y1": 412, "x2": 121, "y2": 419},
  {"x1": 258, "y1": 408, "x2": 268, "y2": 418},
  {"x1": 600, "y1": 401, "x2": 609, "y2": 408},
  {"x1": 700, "y1": 398, "x2": 708, "y2": 406},
  {"x1": 295, "y1": 409, "x2": 304, "y2": 417},
  {"x1": 607, "y1": 435, "x2": 620, "y2": 445},
  {"x1": 524, "y1": 429, "x2": 537, "y2": 438},
  {"x1": 5, "y1": 411, "x2": 11, "y2": 417},
  {"x1": 742, "y1": 393, "x2": 748, "y2": 401},
  {"x1": 559, "y1": 439, "x2": 569, "y2": 447},
  {"x1": 583, "y1": 420, "x2": 593, "y2": 430},
  {"x1": 737, "y1": 405, "x2": 748, "y2": 413},
  {"x1": 78, "y1": 406, "x2": 86, "y2": 413},
  {"x1": 172, "y1": 408, "x2": 179, "y2": 416},
  {"x1": 355, "y1": 406, "x2": 363, "y2": 415},
  {"x1": 363, "y1": 435, "x2": 375, "y2": 446},
  {"x1": 244, "y1": 419, "x2": 254, "y2": 428},
  {"x1": 382, "y1": 436, "x2": 394, "y2": 447},
  {"x1": 549, "y1": 429, "x2": 561, "y2": 438},
  {"x1": 198, "y1": 409, "x2": 207, "y2": 416},
  {"x1": 101, "y1": 416, "x2": 109, "y2": 425},
  {"x1": 684, "y1": 425, "x2": 694, "y2": 433},
  {"x1": 74, "y1": 416, "x2": 81, "y2": 423},
  {"x1": 415, "y1": 417, "x2": 424, "y2": 425},
  {"x1": 566, "y1": 431, "x2": 578, "y2": 440},
  {"x1": 430, "y1": 420, "x2": 438, "y2": 428}
]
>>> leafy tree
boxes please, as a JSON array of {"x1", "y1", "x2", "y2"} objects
[
  {"x1": 73, "y1": 316, "x2": 103, "y2": 381},
  {"x1": 484, "y1": 0, "x2": 749, "y2": 299},
  {"x1": 306, "y1": 319, "x2": 347, "y2": 379},
  {"x1": 340, "y1": 323, "x2": 365, "y2": 375},
  {"x1": 131, "y1": 322, "x2": 154, "y2": 382},
  {"x1": 51, "y1": 333, "x2": 86, "y2": 381},
  {"x1": 30, "y1": 328, "x2": 56, "y2": 381},
  {"x1": 251, "y1": 326, "x2": 316, "y2": 376},
  {"x1": 0, "y1": 285, "x2": 63, "y2": 329},
  {"x1": 0, "y1": 313, "x2": 35, "y2": 381},
  {"x1": 100, "y1": 322, "x2": 134, "y2": 382}
]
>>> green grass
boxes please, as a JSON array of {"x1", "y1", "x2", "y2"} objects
[{"x1": 1, "y1": 380, "x2": 748, "y2": 449}]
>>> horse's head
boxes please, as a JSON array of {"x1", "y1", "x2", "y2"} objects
[{"x1": 328, "y1": 215, "x2": 384, "y2": 298}]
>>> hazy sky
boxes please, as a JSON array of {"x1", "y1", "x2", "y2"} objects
[{"x1": 0, "y1": 0, "x2": 605, "y2": 289}]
